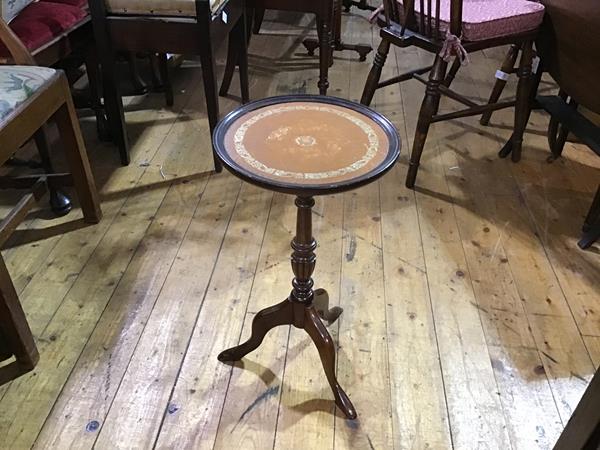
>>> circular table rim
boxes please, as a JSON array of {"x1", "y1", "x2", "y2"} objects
[{"x1": 212, "y1": 95, "x2": 401, "y2": 196}]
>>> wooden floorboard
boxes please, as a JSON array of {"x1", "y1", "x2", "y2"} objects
[{"x1": 0, "y1": 8, "x2": 598, "y2": 450}]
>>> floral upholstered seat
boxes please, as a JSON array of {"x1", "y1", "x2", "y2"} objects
[
  {"x1": 0, "y1": 0, "x2": 33, "y2": 23},
  {"x1": 105, "y1": 0, "x2": 228, "y2": 16},
  {"x1": 398, "y1": 0, "x2": 545, "y2": 41},
  {"x1": 0, "y1": 65, "x2": 56, "y2": 124}
]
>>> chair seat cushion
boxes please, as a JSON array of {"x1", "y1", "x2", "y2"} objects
[
  {"x1": 0, "y1": 65, "x2": 56, "y2": 124},
  {"x1": 0, "y1": 1, "x2": 87, "y2": 56},
  {"x1": 105, "y1": 0, "x2": 227, "y2": 17},
  {"x1": 399, "y1": 0, "x2": 545, "y2": 41}
]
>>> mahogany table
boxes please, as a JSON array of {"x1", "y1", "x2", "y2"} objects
[{"x1": 213, "y1": 95, "x2": 400, "y2": 419}]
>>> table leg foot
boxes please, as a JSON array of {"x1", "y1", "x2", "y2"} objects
[
  {"x1": 305, "y1": 306, "x2": 357, "y2": 419},
  {"x1": 313, "y1": 288, "x2": 343, "y2": 325},
  {"x1": 335, "y1": 42, "x2": 372, "y2": 62},
  {"x1": 302, "y1": 39, "x2": 320, "y2": 57},
  {"x1": 217, "y1": 299, "x2": 293, "y2": 362}
]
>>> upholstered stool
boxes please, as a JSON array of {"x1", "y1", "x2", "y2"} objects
[{"x1": 213, "y1": 95, "x2": 400, "y2": 419}]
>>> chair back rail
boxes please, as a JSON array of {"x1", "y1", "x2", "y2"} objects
[
  {"x1": 0, "y1": 18, "x2": 34, "y2": 65},
  {"x1": 383, "y1": 0, "x2": 463, "y2": 42}
]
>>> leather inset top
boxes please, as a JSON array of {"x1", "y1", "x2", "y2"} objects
[{"x1": 222, "y1": 101, "x2": 392, "y2": 186}]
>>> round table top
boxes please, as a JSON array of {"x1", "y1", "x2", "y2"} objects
[{"x1": 213, "y1": 95, "x2": 401, "y2": 196}]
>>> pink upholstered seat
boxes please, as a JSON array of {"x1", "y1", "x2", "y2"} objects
[{"x1": 399, "y1": 0, "x2": 545, "y2": 41}]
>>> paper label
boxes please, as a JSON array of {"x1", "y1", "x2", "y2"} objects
[{"x1": 495, "y1": 70, "x2": 509, "y2": 81}]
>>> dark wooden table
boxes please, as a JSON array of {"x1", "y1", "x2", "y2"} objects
[
  {"x1": 532, "y1": 0, "x2": 600, "y2": 250},
  {"x1": 529, "y1": 2, "x2": 600, "y2": 446},
  {"x1": 213, "y1": 95, "x2": 399, "y2": 419}
]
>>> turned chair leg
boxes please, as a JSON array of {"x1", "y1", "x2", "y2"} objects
[
  {"x1": 480, "y1": 44, "x2": 520, "y2": 126},
  {"x1": 405, "y1": 54, "x2": 448, "y2": 188},
  {"x1": 498, "y1": 40, "x2": 534, "y2": 162},
  {"x1": 360, "y1": 39, "x2": 390, "y2": 107},
  {"x1": 316, "y1": 16, "x2": 332, "y2": 95},
  {"x1": 442, "y1": 56, "x2": 461, "y2": 89}
]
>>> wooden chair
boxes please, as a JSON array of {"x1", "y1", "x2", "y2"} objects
[
  {"x1": 1, "y1": 0, "x2": 108, "y2": 141},
  {"x1": 88, "y1": 0, "x2": 250, "y2": 169},
  {"x1": 361, "y1": 0, "x2": 545, "y2": 188},
  {"x1": 219, "y1": 0, "x2": 334, "y2": 97},
  {"x1": 0, "y1": 18, "x2": 101, "y2": 384},
  {"x1": 0, "y1": 0, "x2": 108, "y2": 214}
]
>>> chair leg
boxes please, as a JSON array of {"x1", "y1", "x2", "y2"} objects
[
  {"x1": 316, "y1": 15, "x2": 332, "y2": 95},
  {"x1": 237, "y1": 11, "x2": 250, "y2": 104},
  {"x1": 219, "y1": 26, "x2": 239, "y2": 98},
  {"x1": 498, "y1": 40, "x2": 534, "y2": 162},
  {"x1": 480, "y1": 44, "x2": 520, "y2": 125},
  {"x1": 199, "y1": 42, "x2": 223, "y2": 172},
  {"x1": 405, "y1": 54, "x2": 448, "y2": 188},
  {"x1": 84, "y1": 48, "x2": 110, "y2": 142},
  {"x1": 252, "y1": 8, "x2": 265, "y2": 34},
  {"x1": 89, "y1": 3, "x2": 130, "y2": 165},
  {"x1": 53, "y1": 76, "x2": 102, "y2": 224},
  {"x1": 158, "y1": 53, "x2": 174, "y2": 107},
  {"x1": 360, "y1": 39, "x2": 390, "y2": 107},
  {"x1": 442, "y1": 56, "x2": 461, "y2": 88},
  {"x1": 0, "y1": 256, "x2": 39, "y2": 376},
  {"x1": 547, "y1": 90, "x2": 577, "y2": 162},
  {"x1": 126, "y1": 52, "x2": 148, "y2": 95},
  {"x1": 97, "y1": 47, "x2": 130, "y2": 165},
  {"x1": 219, "y1": 11, "x2": 250, "y2": 103},
  {"x1": 33, "y1": 126, "x2": 73, "y2": 216},
  {"x1": 578, "y1": 186, "x2": 600, "y2": 249},
  {"x1": 103, "y1": 75, "x2": 130, "y2": 165}
]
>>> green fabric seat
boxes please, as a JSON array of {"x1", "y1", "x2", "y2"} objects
[{"x1": 0, "y1": 65, "x2": 56, "y2": 124}]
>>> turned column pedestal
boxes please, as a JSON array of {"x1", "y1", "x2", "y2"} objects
[{"x1": 218, "y1": 196, "x2": 354, "y2": 417}]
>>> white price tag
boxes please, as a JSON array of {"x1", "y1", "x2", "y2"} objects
[
  {"x1": 495, "y1": 70, "x2": 509, "y2": 81},
  {"x1": 222, "y1": 11, "x2": 228, "y2": 23}
]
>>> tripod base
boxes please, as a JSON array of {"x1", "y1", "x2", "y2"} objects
[{"x1": 218, "y1": 289, "x2": 356, "y2": 419}]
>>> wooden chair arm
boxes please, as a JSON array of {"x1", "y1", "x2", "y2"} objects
[{"x1": 0, "y1": 18, "x2": 35, "y2": 65}]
